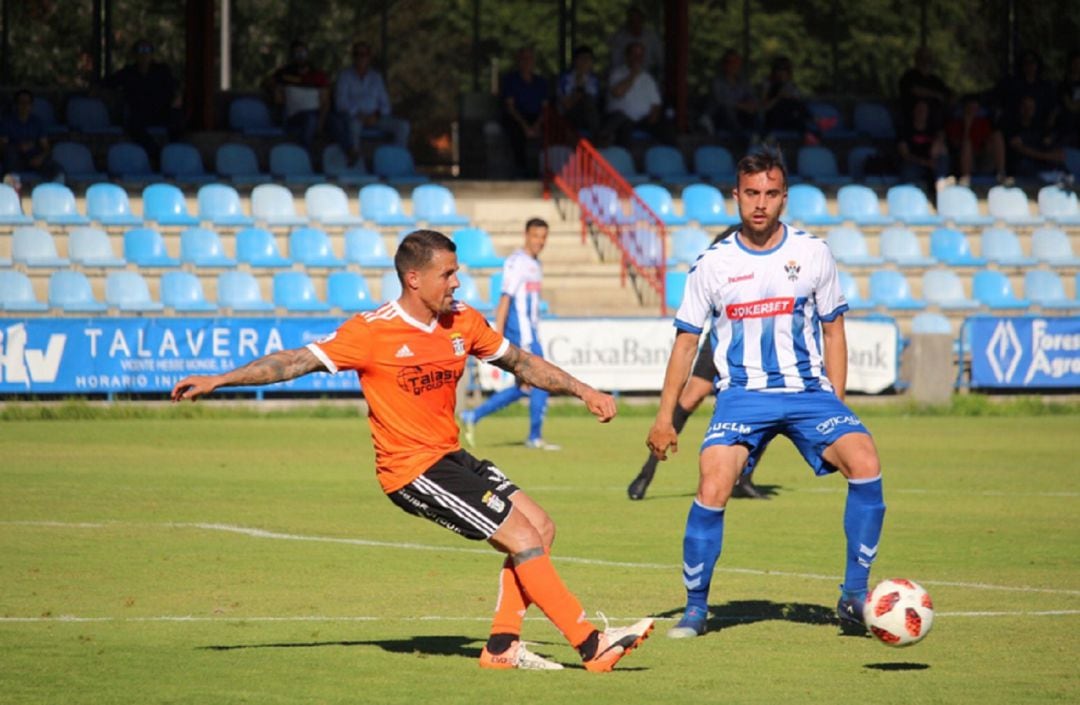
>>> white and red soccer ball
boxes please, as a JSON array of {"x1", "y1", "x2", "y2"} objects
[{"x1": 864, "y1": 578, "x2": 935, "y2": 646}]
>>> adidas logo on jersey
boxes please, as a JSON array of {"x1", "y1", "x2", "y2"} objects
[{"x1": 395, "y1": 344, "x2": 415, "y2": 358}]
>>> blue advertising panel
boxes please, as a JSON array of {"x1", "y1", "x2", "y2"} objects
[
  {"x1": 969, "y1": 316, "x2": 1080, "y2": 389},
  {"x1": 0, "y1": 318, "x2": 360, "y2": 394}
]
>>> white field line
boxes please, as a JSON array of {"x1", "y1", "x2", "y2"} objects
[{"x1": 4, "y1": 520, "x2": 1080, "y2": 598}]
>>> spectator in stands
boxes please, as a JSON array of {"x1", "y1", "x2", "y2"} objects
[
  {"x1": 899, "y1": 47, "x2": 952, "y2": 130},
  {"x1": 1057, "y1": 50, "x2": 1080, "y2": 148},
  {"x1": 897, "y1": 98, "x2": 950, "y2": 193},
  {"x1": 608, "y1": 5, "x2": 663, "y2": 77},
  {"x1": 759, "y1": 56, "x2": 814, "y2": 141},
  {"x1": 0, "y1": 89, "x2": 61, "y2": 183},
  {"x1": 334, "y1": 41, "x2": 410, "y2": 160},
  {"x1": 103, "y1": 39, "x2": 184, "y2": 162},
  {"x1": 1004, "y1": 94, "x2": 1067, "y2": 180},
  {"x1": 268, "y1": 40, "x2": 331, "y2": 150},
  {"x1": 557, "y1": 46, "x2": 601, "y2": 135},
  {"x1": 992, "y1": 50, "x2": 1058, "y2": 131},
  {"x1": 945, "y1": 94, "x2": 1006, "y2": 186},
  {"x1": 703, "y1": 49, "x2": 758, "y2": 140},
  {"x1": 598, "y1": 41, "x2": 674, "y2": 148},
  {"x1": 500, "y1": 46, "x2": 549, "y2": 178}
]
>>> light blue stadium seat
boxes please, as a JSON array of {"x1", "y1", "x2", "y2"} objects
[
  {"x1": 412, "y1": 184, "x2": 470, "y2": 225},
  {"x1": 123, "y1": 228, "x2": 180, "y2": 268},
  {"x1": 85, "y1": 183, "x2": 141, "y2": 227},
  {"x1": 826, "y1": 226, "x2": 882, "y2": 266},
  {"x1": 1023, "y1": 270, "x2": 1075, "y2": 310},
  {"x1": 598, "y1": 146, "x2": 647, "y2": 185},
  {"x1": 1031, "y1": 227, "x2": 1080, "y2": 267},
  {"x1": 327, "y1": 272, "x2": 378, "y2": 312},
  {"x1": 869, "y1": 270, "x2": 926, "y2": 310},
  {"x1": 48, "y1": 270, "x2": 107, "y2": 312},
  {"x1": 305, "y1": 184, "x2": 364, "y2": 226},
  {"x1": 796, "y1": 146, "x2": 851, "y2": 186},
  {"x1": 936, "y1": 185, "x2": 993, "y2": 226},
  {"x1": 228, "y1": 96, "x2": 284, "y2": 137},
  {"x1": 0, "y1": 183, "x2": 32, "y2": 224},
  {"x1": 682, "y1": 183, "x2": 740, "y2": 226},
  {"x1": 807, "y1": 100, "x2": 857, "y2": 140},
  {"x1": 921, "y1": 269, "x2": 979, "y2": 309},
  {"x1": 321, "y1": 144, "x2": 377, "y2": 186},
  {"x1": 887, "y1": 184, "x2": 943, "y2": 226},
  {"x1": 235, "y1": 227, "x2": 291, "y2": 268},
  {"x1": 270, "y1": 143, "x2": 322, "y2": 185},
  {"x1": 879, "y1": 227, "x2": 936, "y2": 267},
  {"x1": 31, "y1": 183, "x2": 89, "y2": 225},
  {"x1": 455, "y1": 270, "x2": 492, "y2": 312},
  {"x1": 910, "y1": 311, "x2": 953, "y2": 335},
  {"x1": 180, "y1": 227, "x2": 237, "y2": 267},
  {"x1": 379, "y1": 271, "x2": 402, "y2": 301},
  {"x1": 644, "y1": 145, "x2": 696, "y2": 185},
  {"x1": 273, "y1": 271, "x2": 330, "y2": 312},
  {"x1": 453, "y1": 227, "x2": 504, "y2": 269},
  {"x1": 105, "y1": 271, "x2": 163, "y2": 312},
  {"x1": 853, "y1": 101, "x2": 896, "y2": 140},
  {"x1": 373, "y1": 145, "x2": 429, "y2": 185},
  {"x1": 13, "y1": 226, "x2": 69, "y2": 267},
  {"x1": 107, "y1": 142, "x2": 160, "y2": 183},
  {"x1": 143, "y1": 183, "x2": 199, "y2": 226},
  {"x1": 344, "y1": 228, "x2": 394, "y2": 268},
  {"x1": 634, "y1": 184, "x2": 688, "y2": 225},
  {"x1": 838, "y1": 184, "x2": 893, "y2": 227},
  {"x1": 51, "y1": 142, "x2": 106, "y2": 183},
  {"x1": 972, "y1": 270, "x2": 1030, "y2": 309},
  {"x1": 217, "y1": 271, "x2": 274, "y2": 312},
  {"x1": 620, "y1": 227, "x2": 663, "y2": 267},
  {"x1": 788, "y1": 184, "x2": 843, "y2": 226},
  {"x1": 65, "y1": 96, "x2": 121, "y2": 135},
  {"x1": 289, "y1": 227, "x2": 346, "y2": 268},
  {"x1": 0, "y1": 270, "x2": 49, "y2": 312},
  {"x1": 693, "y1": 145, "x2": 737, "y2": 184},
  {"x1": 251, "y1": 183, "x2": 306, "y2": 227},
  {"x1": 541, "y1": 144, "x2": 572, "y2": 178},
  {"x1": 668, "y1": 227, "x2": 711, "y2": 267},
  {"x1": 161, "y1": 143, "x2": 214, "y2": 185},
  {"x1": 68, "y1": 227, "x2": 125, "y2": 267},
  {"x1": 838, "y1": 270, "x2": 874, "y2": 310},
  {"x1": 980, "y1": 227, "x2": 1036, "y2": 266},
  {"x1": 1037, "y1": 185, "x2": 1080, "y2": 225},
  {"x1": 987, "y1": 186, "x2": 1042, "y2": 226},
  {"x1": 929, "y1": 227, "x2": 986, "y2": 266},
  {"x1": 160, "y1": 271, "x2": 217, "y2": 312},
  {"x1": 578, "y1": 184, "x2": 633, "y2": 226},
  {"x1": 665, "y1": 270, "x2": 688, "y2": 312},
  {"x1": 197, "y1": 184, "x2": 253, "y2": 227},
  {"x1": 215, "y1": 143, "x2": 272, "y2": 185},
  {"x1": 360, "y1": 184, "x2": 416, "y2": 226}
]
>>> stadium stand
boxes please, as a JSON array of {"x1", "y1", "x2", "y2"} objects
[
  {"x1": 853, "y1": 101, "x2": 896, "y2": 140},
  {"x1": 836, "y1": 184, "x2": 892, "y2": 226},
  {"x1": 160, "y1": 271, "x2": 217, "y2": 312},
  {"x1": 929, "y1": 227, "x2": 987, "y2": 266},
  {"x1": 452, "y1": 227, "x2": 504, "y2": 269},
  {"x1": 807, "y1": 100, "x2": 857, "y2": 140},
  {"x1": 886, "y1": 184, "x2": 943, "y2": 226},
  {"x1": 123, "y1": 228, "x2": 180, "y2": 268},
  {"x1": 379, "y1": 271, "x2": 402, "y2": 300},
  {"x1": 644, "y1": 145, "x2": 696, "y2": 185},
  {"x1": 980, "y1": 227, "x2": 1037, "y2": 267},
  {"x1": 305, "y1": 184, "x2": 365, "y2": 227},
  {"x1": 235, "y1": 227, "x2": 292, "y2": 268},
  {"x1": 787, "y1": 183, "x2": 843, "y2": 226},
  {"x1": 251, "y1": 183, "x2": 306, "y2": 227},
  {"x1": 31, "y1": 183, "x2": 89, "y2": 225},
  {"x1": 846, "y1": 145, "x2": 898, "y2": 187},
  {"x1": 578, "y1": 184, "x2": 633, "y2": 226},
  {"x1": 142, "y1": 184, "x2": 198, "y2": 226},
  {"x1": 1024, "y1": 270, "x2": 1075, "y2": 310},
  {"x1": 197, "y1": 184, "x2": 254, "y2": 227},
  {"x1": 665, "y1": 270, "x2": 687, "y2": 311},
  {"x1": 270, "y1": 143, "x2": 322, "y2": 185},
  {"x1": 217, "y1": 271, "x2": 274, "y2": 311},
  {"x1": 667, "y1": 227, "x2": 710, "y2": 267},
  {"x1": 1031, "y1": 227, "x2": 1080, "y2": 267},
  {"x1": 372, "y1": 145, "x2": 429, "y2": 185},
  {"x1": 1037, "y1": 185, "x2": 1080, "y2": 225},
  {"x1": 936, "y1": 185, "x2": 993, "y2": 226},
  {"x1": 215, "y1": 143, "x2": 272, "y2": 185},
  {"x1": 880, "y1": 227, "x2": 936, "y2": 267},
  {"x1": 161, "y1": 143, "x2": 215, "y2": 185},
  {"x1": 85, "y1": 183, "x2": 142, "y2": 227},
  {"x1": 359, "y1": 184, "x2": 416, "y2": 226},
  {"x1": 921, "y1": 268, "x2": 980, "y2": 309},
  {"x1": 289, "y1": 227, "x2": 347, "y2": 268},
  {"x1": 796, "y1": 145, "x2": 851, "y2": 186},
  {"x1": 826, "y1": 226, "x2": 883, "y2": 266},
  {"x1": 64, "y1": 96, "x2": 122, "y2": 135},
  {"x1": 412, "y1": 184, "x2": 470, "y2": 226},
  {"x1": 31, "y1": 95, "x2": 66, "y2": 137},
  {"x1": 12, "y1": 226, "x2": 69, "y2": 267},
  {"x1": 838, "y1": 270, "x2": 874, "y2": 310},
  {"x1": 598, "y1": 146, "x2": 648, "y2": 185},
  {"x1": 51, "y1": 142, "x2": 107, "y2": 184},
  {"x1": 273, "y1": 271, "x2": 331, "y2": 312},
  {"x1": 868, "y1": 269, "x2": 926, "y2": 310},
  {"x1": 454, "y1": 270, "x2": 492, "y2": 312},
  {"x1": 327, "y1": 271, "x2": 379, "y2": 312},
  {"x1": 344, "y1": 228, "x2": 394, "y2": 268},
  {"x1": 68, "y1": 227, "x2": 126, "y2": 268},
  {"x1": 321, "y1": 144, "x2": 378, "y2": 186},
  {"x1": 0, "y1": 183, "x2": 32, "y2": 224},
  {"x1": 910, "y1": 311, "x2": 953, "y2": 335},
  {"x1": 987, "y1": 185, "x2": 1042, "y2": 226},
  {"x1": 634, "y1": 184, "x2": 688, "y2": 225},
  {"x1": 0, "y1": 270, "x2": 49, "y2": 312},
  {"x1": 972, "y1": 269, "x2": 1030, "y2": 309},
  {"x1": 228, "y1": 96, "x2": 284, "y2": 137},
  {"x1": 48, "y1": 270, "x2": 107, "y2": 312},
  {"x1": 179, "y1": 227, "x2": 237, "y2": 268},
  {"x1": 106, "y1": 142, "x2": 161, "y2": 184},
  {"x1": 105, "y1": 271, "x2": 164, "y2": 312},
  {"x1": 692, "y1": 145, "x2": 737, "y2": 184},
  {"x1": 681, "y1": 183, "x2": 740, "y2": 226}
]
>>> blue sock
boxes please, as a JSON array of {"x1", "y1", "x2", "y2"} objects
[
  {"x1": 527, "y1": 387, "x2": 549, "y2": 441},
  {"x1": 471, "y1": 386, "x2": 527, "y2": 423},
  {"x1": 842, "y1": 475, "x2": 885, "y2": 597},
  {"x1": 682, "y1": 500, "x2": 726, "y2": 612}
]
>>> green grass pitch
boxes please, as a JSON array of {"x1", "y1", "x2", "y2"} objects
[{"x1": 1, "y1": 408, "x2": 1078, "y2": 704}]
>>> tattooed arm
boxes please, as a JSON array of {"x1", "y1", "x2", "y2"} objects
[
  {"x1": 171, "y1": 347, "x2": 327, "y2": 402},
  {"x1": 492, "y1": 343, "x2": 617, "y2": 422}
]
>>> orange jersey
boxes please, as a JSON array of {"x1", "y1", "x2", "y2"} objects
[{"x1": 307, "y1": 300, "x2": 508, "y2": 493}]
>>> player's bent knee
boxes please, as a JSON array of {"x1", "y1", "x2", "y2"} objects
[{"x1": 826, "y1": 432, "x2": 881, "y2": 479}]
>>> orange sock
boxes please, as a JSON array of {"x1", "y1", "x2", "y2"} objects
[
  {"x1": 512, "y1": 552, "x2": 596, "y2": 647},
  {"x1": 490, "y1": 557, "x2": 530, "y2": 637}
]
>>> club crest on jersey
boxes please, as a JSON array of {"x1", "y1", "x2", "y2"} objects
[
  {"x1": 449, "y1": 332, "x2": 466, "y2": 356},
  {"x1": 784, "y1": 260, "x2": 801, "y2": 282},
  {"x1": 482, "y1": 491, "x2": 506, "y2": 514}
]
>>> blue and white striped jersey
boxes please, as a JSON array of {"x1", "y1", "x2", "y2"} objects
[
  {"x1": 674, "y1": 224, "x2": 848, "y2": 392},
  {"x1": 500, "y1": 248, "x2": 543, "y2": 347}
]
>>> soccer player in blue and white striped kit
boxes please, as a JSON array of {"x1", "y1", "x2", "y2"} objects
[
  {"x1": 647, "y1": 151, "x2": 885, "y2": 638},
  {"x1": 461, "y1": 218, "x2": 559, "y2": 450}
]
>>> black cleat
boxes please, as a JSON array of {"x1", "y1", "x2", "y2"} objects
[
  {"x1": 731, "y1": 475, "x2": 768, "y2": 499},
  {"x1": 627, "y1": 468, "x2": 655, "y2": 500}
]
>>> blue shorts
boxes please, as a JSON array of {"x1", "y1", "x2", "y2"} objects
[{"x1": 701, "y1": 387, "x2": 870, "y2": 476}]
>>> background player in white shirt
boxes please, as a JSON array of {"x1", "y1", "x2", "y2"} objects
[
  {"x1": 647, "y1": 151, "x2": 886, "y2": 639},
  {"x1": 461, "y1": 218, "x2": 559, "y2": 450}
]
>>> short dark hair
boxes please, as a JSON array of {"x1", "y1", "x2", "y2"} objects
[
  {"x1": 395, "y1": 229, "x2": 456, "y2": 284},
  {"x1": 737, "y1": 150, "x2": 787, "y2": 187},
  {"x1": 525, "y1": 217, "x2": 548, "y2": 231}
]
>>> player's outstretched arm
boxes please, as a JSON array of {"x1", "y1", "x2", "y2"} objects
[
  {"x1": 647, "y1": 330, "x2": 699, "y2": 460},
  {"x1": 493, "y1": 343, "x2": 616, "y2": 422},
  {"x1": 171, "y1": 346, "x2": 327, "y2": 402}
]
